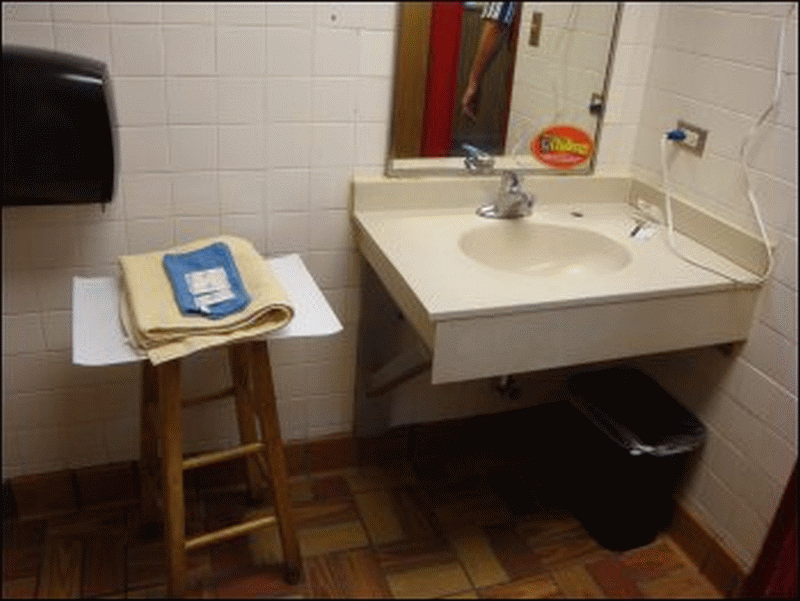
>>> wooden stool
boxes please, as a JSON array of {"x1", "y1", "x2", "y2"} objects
[{"x1": 138, "y1": 339, "x2": 301, "y2": 597}]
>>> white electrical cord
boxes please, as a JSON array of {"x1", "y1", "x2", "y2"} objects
[{"x1": 661, "y1": 3, "x2": 794, "y2": 285}]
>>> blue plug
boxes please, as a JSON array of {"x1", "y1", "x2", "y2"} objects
[{"x1": 666, "y1": 129, "x2": 686, "y2": 141}]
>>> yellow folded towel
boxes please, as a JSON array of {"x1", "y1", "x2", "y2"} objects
[{"x1": 119, "y1": 236, "x2": 294, "y2": 365}]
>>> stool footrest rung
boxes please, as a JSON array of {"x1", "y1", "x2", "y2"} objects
[
  {"x1": 182, "y1": 442, "x2": 265, "y2": 471},
  {"x1": 184, "y1": 514, "x2": 277, "y2": 551}
]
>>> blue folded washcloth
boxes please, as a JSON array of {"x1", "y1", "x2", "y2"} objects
[{"x1": 162, "y1": 241, "x2": 250, "y2": 319}]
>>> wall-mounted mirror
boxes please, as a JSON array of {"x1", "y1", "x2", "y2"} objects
[{"x1": 387, "y1": 2, "x2": 622, "y2": 177}]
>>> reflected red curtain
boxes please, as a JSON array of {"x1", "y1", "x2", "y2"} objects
[
  {"x1": 742, "y1": 462, "x2": 797, "y2": 598},
  {"x1": 420, "y1": 2, "x2": 463, "y2": 157}
]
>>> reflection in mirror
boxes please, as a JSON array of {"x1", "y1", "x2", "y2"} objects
[{"x1": 387, "y1": 2, "x2": 622, "y2": 176}]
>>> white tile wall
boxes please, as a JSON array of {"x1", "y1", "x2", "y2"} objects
[
  {"x1": 2, "y1": 1, "x2": 797, "y2": 577},
  {"x1": 2, "y1": 1, "x2": 393, "y2": 481},
  {"x1": 218, "y1": 78, "x2": 262, "y2": 124},
  {"x1": 628, "y1": 1, "x2": 798, "y2": 572}
]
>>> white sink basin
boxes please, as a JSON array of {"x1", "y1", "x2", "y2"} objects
[{"x1": 458, "y1": 222, "x2": 631, "y2": 277}]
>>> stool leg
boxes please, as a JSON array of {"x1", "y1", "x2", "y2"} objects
[
  {"x1": 157, "y1": 359, "x2": 187, "y2": 597},
  {"x1": 249, "y1": 340, "x2": 302, "y2": 584},
  {"x1": 140, "y1": 362, "x2": 160, "y2": 525},
  {"x1": 228, "y1": 343, "x2": 267, "y2": 502}
]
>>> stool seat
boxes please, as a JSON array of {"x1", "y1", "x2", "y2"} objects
[
  {"x1": 73, "y1": 254, "x2": 342, "y2": 597},
  {"x1": 73, "y1": 254, "x2": 342, "y2": 366}
]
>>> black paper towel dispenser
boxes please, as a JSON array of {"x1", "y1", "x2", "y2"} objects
[{"x1": 3, "y1": 46, "x2": 117, "y2": 206}]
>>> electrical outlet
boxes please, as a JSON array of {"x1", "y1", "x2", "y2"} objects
[
  {"x1": 675, "y1": 120, "x2": 708, "y2": 157},
  {"x1": 682, "y1": 129, "x2": 700, "y2": 148}
]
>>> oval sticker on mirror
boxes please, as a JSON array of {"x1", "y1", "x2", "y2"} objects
[{"x1": 531, "y1": 125, "x2": 593, "y2": 169}]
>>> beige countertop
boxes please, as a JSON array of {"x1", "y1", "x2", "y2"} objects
[{"x1": 353, "y1": 203, "x2": 756, "y2": 322}]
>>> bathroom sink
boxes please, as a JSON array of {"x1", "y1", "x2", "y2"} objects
[
  {"x1": 352, "y1": 175, "x2": 765, "y2": 384},
  {"x1": 458, "y1": 222, "x2": 631, "y2": 276}
]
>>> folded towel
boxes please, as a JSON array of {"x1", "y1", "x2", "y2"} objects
[
  {"x1": 163, "y1": 241, "x2": 250, "y2": 318},
  {"x1": 119, "y1": 236, "x2": 294, "y2": 365}
]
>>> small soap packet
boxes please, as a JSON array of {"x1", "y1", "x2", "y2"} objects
[
  {"x1": 185, "y1": 267, "x2": 236, "y2": 313},
  {"x1": 186, "y1": 266, "x2": 230, "y2": 295}
]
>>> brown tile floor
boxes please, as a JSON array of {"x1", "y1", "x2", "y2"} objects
[{"x1": 3, "y1": 454, "x2": 722, "y2": 599}]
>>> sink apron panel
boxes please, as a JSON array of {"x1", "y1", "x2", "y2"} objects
[{"x1": 431, "y1": 288, "x2": 758, "y2": 383}]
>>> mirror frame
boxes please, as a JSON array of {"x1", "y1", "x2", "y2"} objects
[{"x1": 385, "y1": 2, "x2": 623, "y2": 178}]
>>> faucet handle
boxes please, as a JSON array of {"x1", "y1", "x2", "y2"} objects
[{"x1": 463, "y1": 143, "x2": 494, "y2": 173}]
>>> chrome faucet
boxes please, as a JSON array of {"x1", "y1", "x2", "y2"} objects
[
  {"x1": 462, "y1": 143, "x2": 494, "y2": 174},
  {"x1": 476, "y1": 170, "x2": 535, "y2": 219}
]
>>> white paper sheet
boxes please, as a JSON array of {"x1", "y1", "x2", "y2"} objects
[{"x1": 73, "y1": 254, "x2": 343, "y2": 366}]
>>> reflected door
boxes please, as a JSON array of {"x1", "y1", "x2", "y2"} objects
[{"x1": 421, "y1": 2, "x2": 517, "y2": 157}]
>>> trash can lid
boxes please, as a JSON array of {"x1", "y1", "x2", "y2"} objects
[{"x1": 566, "y1": 366, "x2": 706, "y2": 456}]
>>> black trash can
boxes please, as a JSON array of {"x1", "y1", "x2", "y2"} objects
[{"x1": 555, "y1": 366, "x2": 706, "y2": 551}]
